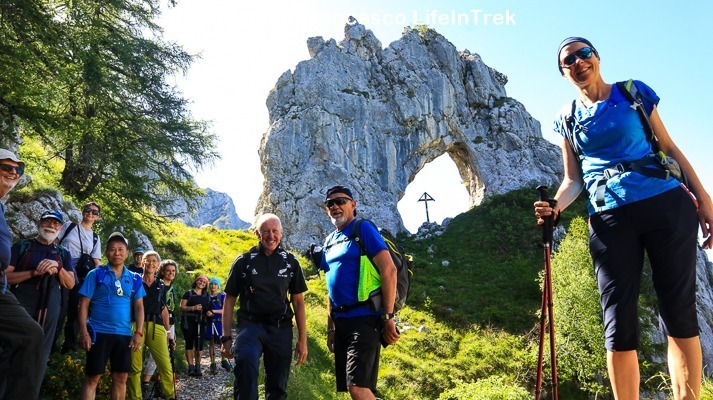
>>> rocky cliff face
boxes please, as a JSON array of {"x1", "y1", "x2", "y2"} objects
[
  {"x1": 256, "y1": 19, "x2": 562, "y2": 249},
  {"x1": 169, "y1": 188, "x2": 250, "y2": 230}
]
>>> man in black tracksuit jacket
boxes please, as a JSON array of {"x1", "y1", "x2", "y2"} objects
[{"x1": 220, "y1": 213, "x2": 308, "y2": 400}]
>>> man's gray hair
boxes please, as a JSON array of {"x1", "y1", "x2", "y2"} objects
[{"x1": 255, "y1": 213, "x2": 283, "y2": 232}]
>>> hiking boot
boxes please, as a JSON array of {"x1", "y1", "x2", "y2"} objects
[
  {"x1": 221, "y1": 359, "x2": 233, "y2": 372},
  {"x1": 209, "y1": 362, "x2": 217, "y2": 374},
  {"x1": 153, "y1": 381, "x2": 164, "y2": 398},
  {"x1": 141, "y1": 382, "x2": 151, "y2": 399},
  {"x1": 194, "y1": 364, "x2": 202, "y2": 376},
  {"x1": 187, "y1": 365, "x2": 195, "y2": 376}
]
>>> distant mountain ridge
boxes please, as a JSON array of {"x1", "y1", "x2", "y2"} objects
[{"x1": 169, "y1": 187, "x2": 250, "y2": 230}]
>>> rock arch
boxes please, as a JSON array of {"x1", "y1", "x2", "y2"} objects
[{"x1": 256, "y1": 19, "x2": 562, "y2": 248}]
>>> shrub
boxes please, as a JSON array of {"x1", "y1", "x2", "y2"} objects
[
  {"x1": 438, "y1": 376, "x2": 529, "y2": 400},
  {"x1": 549, "y1": 217, "x2": 609, "y2": 396}
]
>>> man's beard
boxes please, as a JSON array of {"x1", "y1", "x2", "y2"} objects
[
  {"x1": 330, "y1": 214, "x2": 348, "y2": 228},
  {"x1": 38, "y1": 228, "x2": 59, "y2": 243}
]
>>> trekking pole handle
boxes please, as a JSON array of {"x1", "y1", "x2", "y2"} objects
[{"x1": 536, "y1": 186, "x2": 556, "y2": 244}]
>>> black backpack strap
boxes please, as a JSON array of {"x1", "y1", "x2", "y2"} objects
[
  {"x1": 563, "y1": 99, "x2": 583, "y2": 162},
  {"x1": 616, "y1": 79, "x2": 660, "y2": 152},
  {"x1": 91, "y1": 232, "x2": 99, "y2": 253},
  {"x1": 58, "y1": 222, "x2": 78, "y2": 247}
]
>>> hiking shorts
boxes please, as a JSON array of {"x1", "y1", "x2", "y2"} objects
[
  {"x1": 85, "y1": 333, "x2": 132, "y2": 375},
  {"x1": 589, "y1": 186, "x2": 699, "y2": 351},
  {"x1": 334, "y1": 315, "x2": 381, "y2": 393}
]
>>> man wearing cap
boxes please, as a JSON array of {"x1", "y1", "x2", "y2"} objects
[
  {"x1": 127, "y1": 247, "x2": 145, "y2": 275},
  {"x1": 6, "y1": 209, "x2": 74, "y2": 385},
  {"x1": 221, "y1": 213, "x2": 308, "y2": 399},
  {"x1": 78, "y1": 232, "x2": 145, "y2": 400},
  {"x1": 57, "y1": 201, "x2": 102, "y2": 354},
  {"x1": 321, "y1": 185, "x2": 399, "y2": 400},
  {"x1": 0, "y1": 148, "x2": 45, "y2": 399}
]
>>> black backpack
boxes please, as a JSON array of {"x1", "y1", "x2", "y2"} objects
[{"x1": 330, "y1": 219, "x2": 414, "y2": 314}]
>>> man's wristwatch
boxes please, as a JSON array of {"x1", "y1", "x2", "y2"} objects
[
  {"x1": 381, "y1": 312, "x2": 395, "y2": 321},
  {"x1": 220, "y1": 335, "x2": 233, "y2": 344}
]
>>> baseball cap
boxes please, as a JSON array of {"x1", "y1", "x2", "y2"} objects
[
  {"x1": 39, "y1": 210, "x2": 63, "y2": 223},
  {"x1": 107, "y1": 232, "x2": 129, "y2": 246},
  {"x1": 0, "y1": 149, "x2": 25, "y2": 168}
]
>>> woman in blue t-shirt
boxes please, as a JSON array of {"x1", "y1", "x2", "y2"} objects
[{"x1": 534, "y1": 37, "x2": 713, "y2": 399}]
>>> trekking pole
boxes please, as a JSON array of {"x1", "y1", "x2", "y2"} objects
[
  {"x1": 36, "y1": 274, "x2": 51, "y2": 328},
  {"x1": 535, "y1": 186, "x2": 559, "y2": 400},
  {"x1": 169, "y1": 338, "x2": 178, "y2": 399}
]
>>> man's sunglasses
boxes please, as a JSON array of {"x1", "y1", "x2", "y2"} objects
[
  {"x1": 0, "y1": 164, "x2": 24, "y2": 176},
  {"x1": 561, "y1": 47, "x2": 593, "y2": 67},
  {"x1": 324, "y1": 197, "x2": 352, "y2": 208},
  {"x1": 83, "y1": 207, "x2": 100, "y2": 215},
  {"x1": 115, "y1": 280, "x2": 124, "y2": 297}
]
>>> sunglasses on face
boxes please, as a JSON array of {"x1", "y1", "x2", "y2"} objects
[
  {"x1": 0, "y1": 164, "x2": 24, "y2": 176},
  {"x1": 561, "y1": 47, "x2": 593, "y2": 67},
  {"x1": 324, "y1": 197, "x2": 352, "y2": 208},
  {"x1": 83, "y1": 208, "x2": 100, "y2": 215}
]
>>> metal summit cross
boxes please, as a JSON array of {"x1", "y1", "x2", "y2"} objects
[{"x1": 418, "y1": 192, "x2": 435, "y2": 223}]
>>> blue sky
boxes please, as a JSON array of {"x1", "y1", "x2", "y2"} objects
[{"x1": 158, "y1": 1, "x2": 712, "y2": 244}]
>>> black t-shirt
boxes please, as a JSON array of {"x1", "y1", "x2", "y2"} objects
[
  {"x1": 9, "y1": 239, "x2": 73, "y2": 286},
  {"x1": 181, "y1": 289, "x2": 210, "y2": 318},
  {"x1": 142, "y1": 278, "x2": 165, "y2": 317},
  {"x1": 224, "y1": 244, "x2": 307, "y2": 323}
]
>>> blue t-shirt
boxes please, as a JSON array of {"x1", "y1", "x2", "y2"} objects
[
  {"x1": 554, "y1": 80, "x2": 680, "y2": 215},
  {"x1": 79, "y1": 265, "x2": 146, "y2": 336},
  {"x1": 0, "y1": 203, "x2": 11, "y2": 272},
  {"x1": 322, "y1": 219, "x2": 388, "y2": 319}
]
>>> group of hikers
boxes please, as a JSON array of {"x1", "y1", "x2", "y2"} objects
[
  {"x1": 1, "y1": 35, "x2": 713, "y2": 400},
  {"x1": 0, "y1": 145, "x2": 399, "y2": 400}
]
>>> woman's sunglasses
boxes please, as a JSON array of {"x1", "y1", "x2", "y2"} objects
[
  {"x1": 324, "y1": 197, "x2": 352, "y2": 208},
  {"x1": 561, "y1": 47, "x2": 593, "y2": 67},
  {"x1": 83, "y1": 207, "x2": 100, "y2": 215}
]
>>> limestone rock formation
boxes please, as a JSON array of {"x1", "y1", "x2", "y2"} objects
[
  {"x1": 257, "y1": 19, "x2": 562, "y2": 248},
  {"x1": 169, "y1": 188, "x2": 250, "y2": 230}
]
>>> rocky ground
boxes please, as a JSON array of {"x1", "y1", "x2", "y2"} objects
[
  {"x1": 175, "y1": 349, "x2": 233, "y2": 400},
  {"x1": 146, "y1": 343, "x2": 233, "y2": 400}
]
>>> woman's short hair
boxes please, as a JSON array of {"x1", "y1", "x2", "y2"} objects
[{"x1": 141, "y1": 250, "x2": 161, "y2": 264}]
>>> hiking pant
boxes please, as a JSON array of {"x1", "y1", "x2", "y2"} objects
[
  {"x1": 127, "y1": 321, "x2": 174, "y2": 400},
  {"x1": 61, "y1": 283, "x2": 82, "y2": 349},
  {"x1": 0, "y1": 288, "x2": 44, "y2": 400},
  {"x1": 590, "y1": 186, "x2": 699, "y2": 351},
  {"x1": 233, "y1": 320, "x2": 292, "y2": 400},
  {"x1": 12, "y1": 281, "x2": 61, "y2": 386}
]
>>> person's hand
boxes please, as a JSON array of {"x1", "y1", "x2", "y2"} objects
[
  {"x1": 294, "y1": 339, "x2": 308, "y2": 366},
  {"x1": 206, "y1": 310, "x2": 213, "y2": 317},
  {"x1": 382, "y1": 319, "x2": 400, "y2": 345},
  {"x1": 36, "y1": 259, "x2": 59, "y2": 275},
  {"x1": 168, "y1": 338, "x2": 176, "y2": 351},
  {"x1": 194, "y1": 304, "x2": 202, "y2": 311},
  {"x1": 326, "y1": 330, "x2": 335, "y2": 354},
  {"x1": 533, "y1": 200, "x2": 556, "y2": 226},
  {"x1": 221, "y1": 339, "x2": 233, "y2": 358},
  {"x1": 79, "y1": 332, "x2": 92, "y2": 351},
  {"x1": 698, "y1": 198, "x2": 713, "y2": 249},
  {"x1": 129, "y1": 333, "x2": 142, "y2": 352}
]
